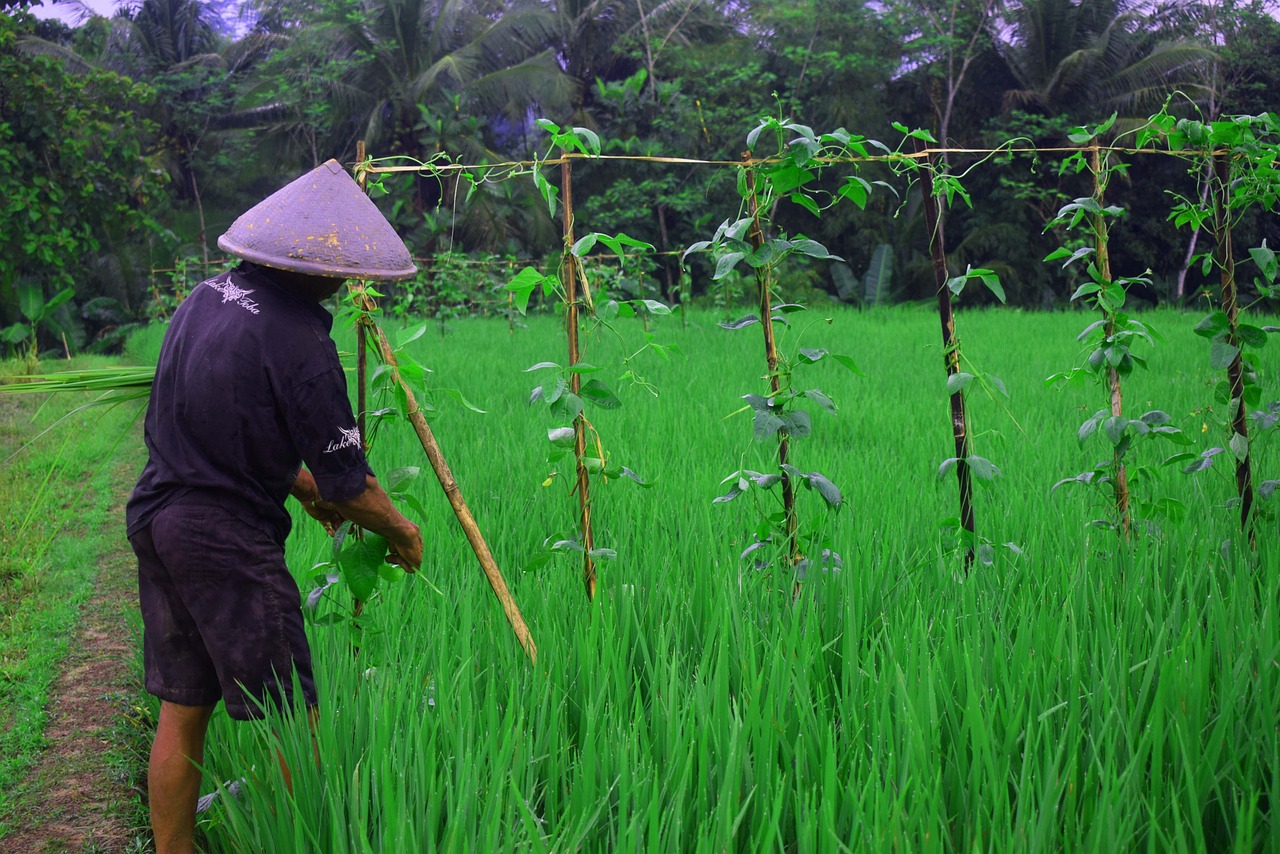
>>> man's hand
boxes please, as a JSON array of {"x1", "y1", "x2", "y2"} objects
[
  {"x1": 382, "y1": 519, "x2": 424, "y2": 572},
  {"x1": 324, "y1": 474, "x2": 424, "y2": 572}
]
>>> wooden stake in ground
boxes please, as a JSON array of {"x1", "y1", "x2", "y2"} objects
[
  {"x1": 1211, "y1": 152, "x2": 1256, "y2": 548},
  {"x1": 743, "y1": 156, "x2": 799, "y2": 566},
  {"x1": 560, "y1": 157, "x2": 598, "y2": 600},
  {"x1": 368, "y1": 321, "x2": 539, "y2": 665},
  {"x1": 919, "y1": 152, "x2": 976, "y2": 573},
  {"x1": 355, "y1": 140, "x2": 370, "y2": 450},
  {"x1": 1090, "y1": 144, "x2": 1131, "y2": 539}
]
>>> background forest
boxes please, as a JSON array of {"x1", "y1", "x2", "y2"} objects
[{"x1": 2, "y1": 0, "x2": 1279, "y2": 355}]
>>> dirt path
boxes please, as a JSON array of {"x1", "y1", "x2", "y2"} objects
[{"x1": 1, "y1": 471, "x2": 146, "y2": 853}]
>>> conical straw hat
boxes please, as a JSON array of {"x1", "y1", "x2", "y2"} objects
[{"x1": 217, "y1": 159, "x2": 417, "y2": 281}]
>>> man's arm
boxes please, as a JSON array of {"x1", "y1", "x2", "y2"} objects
[
  {"x1": 316, "y1": 474, "x2": 424, "y2": 571},
  {"x1": 291, "y1": 468, "x2": 343, "y2": 533}
]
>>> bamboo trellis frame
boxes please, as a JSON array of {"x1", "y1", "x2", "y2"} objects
[{"x1": 347, "y1": 136, "x2": 1270, "y2": 583}]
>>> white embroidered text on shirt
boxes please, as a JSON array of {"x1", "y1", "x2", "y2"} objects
[
  {"x1": 207, "y1": 275, "x2": 261, "y2": 315},
  {"x1": 323, "y1": 426, "x2": 362, "y2": 454}
]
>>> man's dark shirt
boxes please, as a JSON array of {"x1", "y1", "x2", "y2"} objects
[{"x1": 126, "y1": 263, "x2": 370, "y2": 545}]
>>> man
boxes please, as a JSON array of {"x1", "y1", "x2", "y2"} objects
[{"x1": 125, "y1": 159, "x2": 424, "y2": 854}]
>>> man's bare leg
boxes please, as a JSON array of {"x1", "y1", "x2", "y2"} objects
[{"x1": 150, "y1": 701, "x2": 215, "y2": 854}]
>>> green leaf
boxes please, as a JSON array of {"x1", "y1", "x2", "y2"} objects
[
  {"x1": 717, "y1": 314, "x2": 760, "y2": 331},
  {"x1": 1070, "y1": 282, "x2": 1102, "y2": 302},
  {"x1": 967, "y1": 455, "x2": 1002, "y2": 481},
  {"x1": 1210, "y1": 340, "x2": 1241, "y2": 370},
  {"x1": 1249, "y1": 241, "x2": 1278, "y2": 283},
  {"x1": 1078, "y1": 410, "x2": 1106, "y2": 445},
  {"x1": 548, "y1": 427, "x2": 576, "y2": 447},
  {"x1": 579, "y1": 379, "x2": 621, "y2": 409},
  {"x1": 615, "y1": 466, "x2": 651, "y2": 487},
  {"x1": 1, "y1": 323, "x2": 31, "y2": 345},
  {"x1": 638, "y1": 300, "x2": 671, "y2": 316},
  {"x1": 797, "y1": 348, "x2": 829, "y2": 363},
  {"x1": 596, "y1": 232, "x2": 654, "y2": 257},
  {"x1": 780, "y1": 409, "x2": 812, "y2": 438},
  {"x1": 572, "y1": 126, "x2": 601, "y2": 155},
  {"x1": 505, "y1": 267, "x2": 546, "y2": 315},
  {"x1": 376, "y1": 560, "x2": 406, "y2": 584},
  {"x1": 396, "y1": 324, "x2": 428, "y2": 349},
  {"x1": 524, "y1": 361, "x2": 561, "y2": 372},
  {"x1": 383, "y1": 466, "x2": 420, "y2": 494},
  {"x1": 946, "y1": 372, "x2": 974, "y2": 396},
  {"x1": 1194, "y1": 311, "x2": 1230, "y2": 339},
  {"x1": 714, "y1": 252, "x2": 746, "y2": 280},
  {"x1": 534, "y1": 171, "x2": 558, "y2": 218},
  {"x1": 1237, "y1": 324, "x2": 1268, "y2": 348},
  {"x1": 790, "y1": 193, "x2": 821, "y2": 217},
  {"x1": 752, "y1": 409, "x2": 786, "y2": 441},
  {"x1": 790, "y1": 238, "x2": 840, "y2": 260},
  {"x1": 17, "y1": 284, "x2": 43, "y2": 323},
  {"x1": 802, "y1": 471, "x2": 843, "y2": 509},
  {"x1": 570, "y1": 233, "x2": 598, "y2": 257},
  {"x1": 838, "y1": 176, "x2": 871, "y2": 208},
  {"x1": 1183, "y1": 448, "x2": 1224, "y2": 474},
  {"x1": 1103, "y1": 415, "x2": 1128, "y2": 445},
  {"x1": 338, "y1": 532, "x2": 389, "y2": 602},
  {"x1": 979, "y1": 271, "x2": 1006, "y2": 304},
  {"x1": 1229, "y1": 431, "x2": 1249, "y2": 462},
  {"x1": 829, "y1": 354, "x2": 863, "y2": 375},
  {"x1": 801, "y1": 388, "x2": 836, "y2": 414},
  {"x1": 44, "y1": 287, "x2": 75, "y2": 315},
  {"x1": 549, "y1": 391, "x2": 583, "y2": 421},
  {"x1": 397, "y1": 361, "x2": 427, "y2": 386}
]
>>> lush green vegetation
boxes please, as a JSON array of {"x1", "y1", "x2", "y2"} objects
[
  {"x1": 5, "y1": 0, "x2": 1280, "y2": 350},
  {"x1": 154, "y1": 306, "x2": 1280, "y2": 851},
  {"x1": 0, "y1": 362, "x2": 148, "y2": 831}
]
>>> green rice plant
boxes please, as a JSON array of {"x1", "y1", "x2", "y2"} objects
[{"x1": 153, "y1": 307, "x2": 1279, "y2": 852}]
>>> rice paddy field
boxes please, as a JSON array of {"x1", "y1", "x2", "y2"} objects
[{"x1": 180, "y1": 305, "x2": 1278, "y2": 852}]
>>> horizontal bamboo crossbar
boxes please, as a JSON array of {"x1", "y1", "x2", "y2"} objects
[{"x1": 359, "y1": 145, "x2": 1251, "y2": 176}]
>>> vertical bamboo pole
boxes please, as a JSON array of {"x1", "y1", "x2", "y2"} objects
[
  {"x1": 743, "y1": 154, "x2": 799, "y2": 566},
  {"x1": 368, "y1": 321, "x2": 538, "y2": 665},
  {"x1": 354, "y1": 141, "x2": 370, "y2": 449},
  {"x1": 1090, "y1": 144, "x2": 1131, "y2": 538},
  {"x1": 561, "y1": 157, "x2": 597, "y2": 600},
  {"x1": 352, "y1": 140, "x2": 370, "y2": 624},
  {"x1": 1211, "y1": 152, "x2": 1256, "y2": 547},
  {"x1": 919, "y1": 149, "x2": 975, "y2": 572}
]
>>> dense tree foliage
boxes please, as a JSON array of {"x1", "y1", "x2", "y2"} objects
[
  {"x1": 4, "y1": 0, "x2": 1277, "y2": 349},
  {"x1": 1, "y1": 8, "x2": 163, "y2": 352}
]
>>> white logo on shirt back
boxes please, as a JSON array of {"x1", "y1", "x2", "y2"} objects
[
  {"x1": 207, "y1": 275, "x2": 261, "y2": 314},
  {"x1": 323, "y1": 426, "x2": 362, "y2": 454}
]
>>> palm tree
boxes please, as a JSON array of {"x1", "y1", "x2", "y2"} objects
[
  {"x1": 549, "y1": 0, "x2": 715, "y2": 128},
  {"x1": 253, "y1": 0, "x2": 572, "y2": 158},
  {"x1": 996, "y1": 0, "x2": 1212, "y2": 119}
]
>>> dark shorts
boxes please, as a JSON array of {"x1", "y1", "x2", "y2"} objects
[{"x1": 129, "y1": 501, "x2": 317, "y2": 720}]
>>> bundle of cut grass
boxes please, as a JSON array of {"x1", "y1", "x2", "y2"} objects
[{"x1": 0, "y1": 366, "x2": 156, "y2": 402}]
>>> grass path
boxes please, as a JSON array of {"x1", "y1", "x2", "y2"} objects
[{"x1": 0, "y1": 368, "x2": 151, "y2": 851}]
